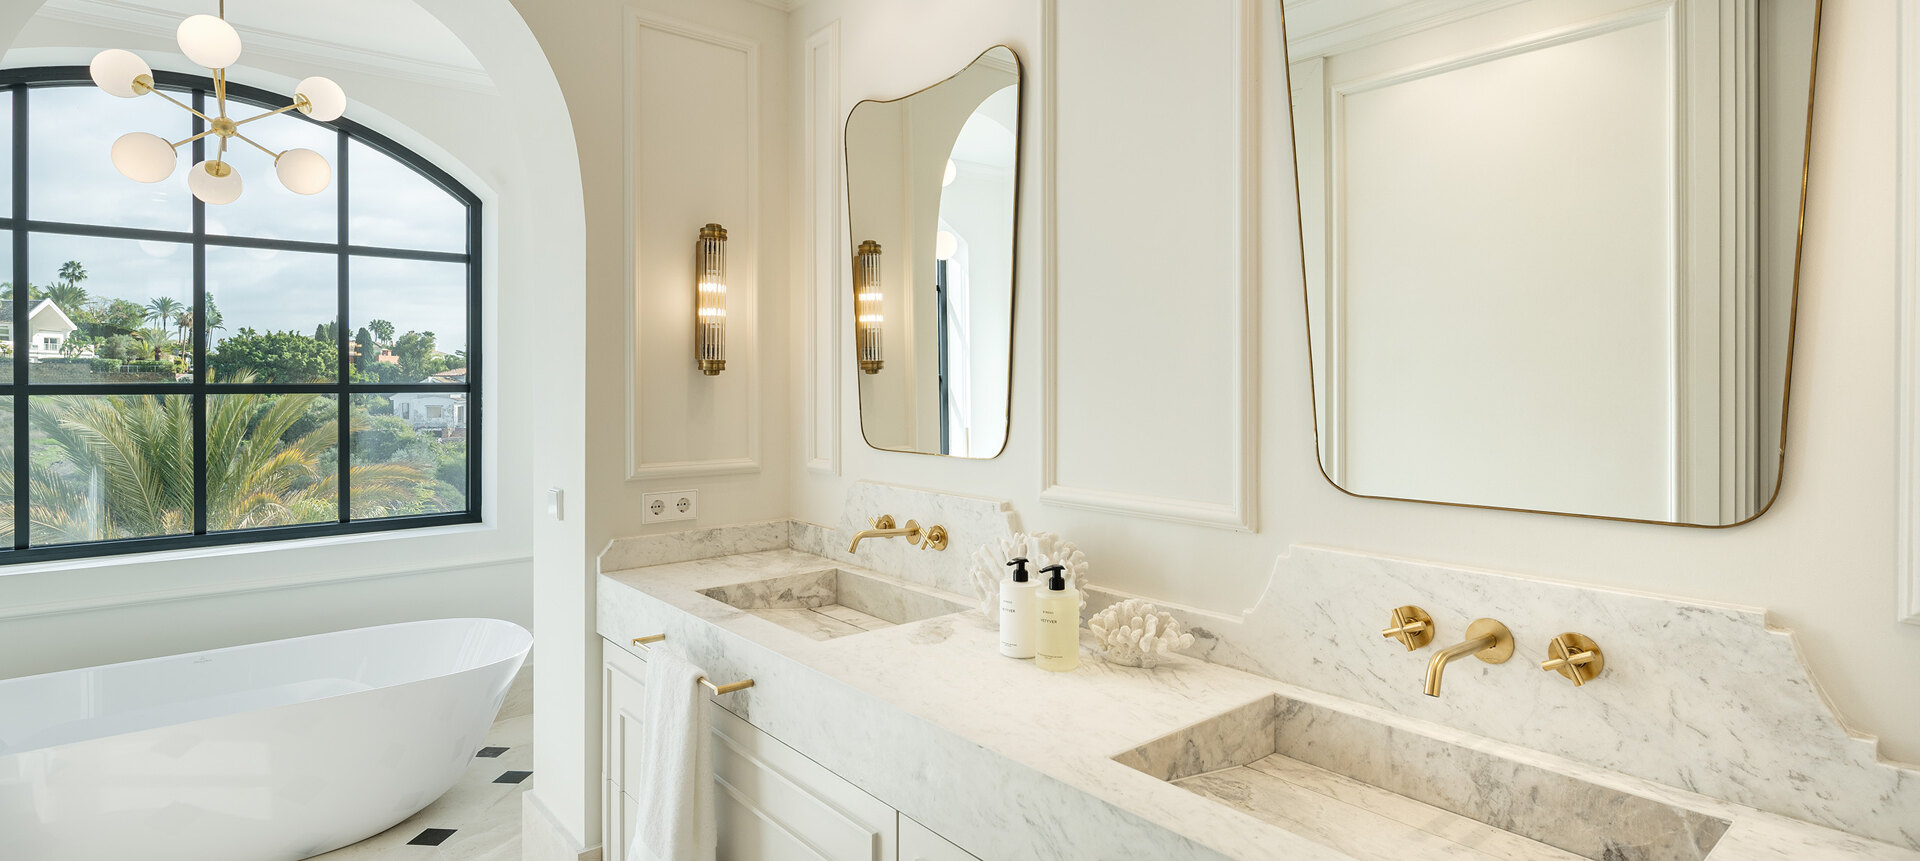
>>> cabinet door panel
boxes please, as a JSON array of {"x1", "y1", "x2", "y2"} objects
[
  {"x1": 900, "y1": 815, "x2": 981, "y2": 861},
  {"x1": 601, "y1": 639, "x2": 899, "y2": 861}
]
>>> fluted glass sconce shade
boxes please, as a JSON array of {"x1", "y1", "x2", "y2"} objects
[
  {"x1": 855, "y1": 240, "x2": 884, "y2": 374},
  {"x1": 696, "y1": 223, "x2": 728, "y2": 376}
]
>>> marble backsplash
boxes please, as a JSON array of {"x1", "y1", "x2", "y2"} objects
[{"x1": 785, "y1": 481, "x2": 1020, "y2": 597}]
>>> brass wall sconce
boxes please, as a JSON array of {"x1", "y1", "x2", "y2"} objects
[
  {"x1": 855, "y1": 239, "x2": 884, "y2": 374},
  {"x1": 695, "y1": 223, "x2": 728, "y2": 376}
]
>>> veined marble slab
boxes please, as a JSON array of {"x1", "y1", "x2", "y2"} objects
[
  {"x1": 1088, "y1": 545, "x2": 1920, "y2": 850},
  {"x1": 598, "y1": 547, "x2": 1920, "y2": 861},
  {"x1": 598, "y1": 519, "x2": 789, "y2": 573}
]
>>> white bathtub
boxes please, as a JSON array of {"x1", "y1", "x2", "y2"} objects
[{"x1": 0, "y1": 618, "x2": 531, "y2": 861}]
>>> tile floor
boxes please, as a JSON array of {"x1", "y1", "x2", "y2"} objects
[{"x1": 310, "y1": 666, "x2": 533, "y2": 860}]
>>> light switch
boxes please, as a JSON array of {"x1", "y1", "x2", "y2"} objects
[{"x1": 547, "y1": 487, "x2": 564, "y2": 521}]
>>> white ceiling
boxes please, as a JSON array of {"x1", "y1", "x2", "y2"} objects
[{"x1": 33, "y1": 0, "x2": 488, "y2": 89}]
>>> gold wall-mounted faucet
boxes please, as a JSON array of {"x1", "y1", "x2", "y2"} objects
[
  {"x1": 847, "y1": 514, "x2": 949, "y2": 553},
  {"x1": 1423, "y1": 618, "x2": 1513, "y2": 697}
]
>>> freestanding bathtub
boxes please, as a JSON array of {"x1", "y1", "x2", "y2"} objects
[{"x1": 0, "y1": 617, "x2": 530, "y2": 861}]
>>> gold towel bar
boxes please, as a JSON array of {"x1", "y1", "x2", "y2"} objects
[{"x1": 631, "y1": 634, "x2": 756, "y2": 694}]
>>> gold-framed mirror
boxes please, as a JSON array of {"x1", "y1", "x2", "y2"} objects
[
  {"x1": 845, "y1": 45, "x2": 1022, "y2": 459},
  {"x1": 1282, "y1": 0, "x2": 1822, "y2": 526}
]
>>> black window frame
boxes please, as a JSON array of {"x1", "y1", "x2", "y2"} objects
[{"x1": 0, "y1": 66, "x2": 482, "y2": 564}]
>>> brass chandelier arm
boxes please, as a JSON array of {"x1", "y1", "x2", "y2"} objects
[
  {"x1": 232, "y1": 100, "x2": 304, "y2": 128},
  {"x1": 171, "y1": 128, "x2": 217, "y2": 149},
  {"x1": 148, "y1": 87, "x2": 214, "y2": 124},
  {"x1": 214, "y1": 68, "x2": 228, "y2": 123},
  {"x1": 231, "y1": 130, "x2": 281, "y2": 160}
]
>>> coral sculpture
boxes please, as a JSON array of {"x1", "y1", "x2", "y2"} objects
[
  {"x1": 967, "y1": 532, "x2": 1089, "y2": 619},
  {"x1": 1088, "y1": 598, "x2": 1195, "y2": 669}
]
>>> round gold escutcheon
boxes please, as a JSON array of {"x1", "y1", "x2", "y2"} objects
[{"x1": 1465, "y1": 618, "x2": 1514, "y2": 664}]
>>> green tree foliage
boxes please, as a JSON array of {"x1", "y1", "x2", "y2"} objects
[
  {"x1": 144, "y1": 296, "x2": 183, "y2": 330},
  {"x1": 368, "y1": 319, "x2": 395, "y2": 345},
  {"x1": 350, "y1": 413, "x2": 466, "y2": 513},
  {"x1": 393, "y1": 330, "x2": 436, "y2": 379},
  {"x1": 208, "y1": 329, "x2": 335, "y2": 383},
  {"x1": 0, "y1": 388, "x2": 428, "y2": 542},
  {"x1": 353, "y1": 327, "x2": 377, "y2": 375},
  {"x1": 314, "y1": 321, "x2": 338, "y2": 344}
]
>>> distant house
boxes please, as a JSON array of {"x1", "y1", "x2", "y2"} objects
[
  {"x1": 0, "y1": 299, "x2": 87, "y2": 360},
  {"x1": 392, "y1": 368, "x2": 469, "y2": 434}
]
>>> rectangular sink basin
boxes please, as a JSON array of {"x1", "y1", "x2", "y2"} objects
[
  {"x1": 1115, "y1": 695, "x2": 1730, "y2": 861},
  {"x1": 699, "y1": 568, "x2": 971, "y2": 641}
]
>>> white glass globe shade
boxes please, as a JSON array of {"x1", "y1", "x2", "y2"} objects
[
  {"x1": 188, "y1": 160, "x2": 243, "y2": 205},
  {"x1": 275, "y1": 148, "x2": 332, "y2": 195},
  {"x1": 296, "y1": 77, "x2": 346, "y2": 122},
  {"x1": 89, "y1": 49, "x2": 152, "y2": 98},
  {"x1": 935, "y1": 229, "x2": 959, "y2": 261},
  {"x1": 942, "y1": 158, "x2": 958, "y2": 187},
  {"x1": 111, "y1": 132, "x2": 176, "y2": 183},
  {"x1": 177, "y1": 14, "x2": 242, "y2": 69}
]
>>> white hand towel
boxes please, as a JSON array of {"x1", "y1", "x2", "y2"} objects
[{"x1": 629, "y1": 648, "x2": 717, "y2": 861}]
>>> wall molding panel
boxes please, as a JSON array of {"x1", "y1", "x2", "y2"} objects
[
  {"x1": 1898, "y1": 0, "x2": 1920, "y2": 625},
  {"x1": 623, "y1": 11, "x2": 764, "y2": 481},
  {"x1": 803, "y1": 21, "x2": 843, "y2": 476},
  {"x1": 1039, "y1": 0, "x2": 1261, "y2": 532}
]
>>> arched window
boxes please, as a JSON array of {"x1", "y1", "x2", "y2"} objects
[{"x1": 0, "y1": 67, "x2": 480, "y2": 562}]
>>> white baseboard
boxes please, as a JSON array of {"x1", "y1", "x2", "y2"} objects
[{"x1": 521, "y1": 791, "x2": 601, "y2": 861}]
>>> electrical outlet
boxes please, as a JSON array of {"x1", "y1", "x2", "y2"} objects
[{"x1": 641, "y1": 490, "x2": 698, "y2": 524}]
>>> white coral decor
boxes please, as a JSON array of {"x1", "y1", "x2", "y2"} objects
[
  {"x1": 967, "y1": 532, "x2": 1089, "y2": 619},
  {"x1": 1088, "y1": 599, "x2": 1195, "y2": 669}
]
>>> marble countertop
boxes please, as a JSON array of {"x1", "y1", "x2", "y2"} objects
[{"x1": 598, "y1": 548, "x2": 1916, "y2": 861}]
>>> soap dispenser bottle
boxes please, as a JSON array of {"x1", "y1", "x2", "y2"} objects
[
  {"x1": 999, "y1": 557, "x2": 1038, "y2": 658},
  {"x1": 1034, "y1": 563, "x2": 1081, "y2": 672}
]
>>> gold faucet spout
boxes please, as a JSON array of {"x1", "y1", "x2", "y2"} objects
[
  {"x1": 848, "y1": 522, "x2": 919, "y2": 552},
  {"x1": 1422, "y1": 618, "x2": 1513, "y2": 697}
]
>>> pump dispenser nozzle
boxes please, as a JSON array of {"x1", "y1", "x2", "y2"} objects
[
  {"x1": 1040, "y1": 563, "x2": 1067, "y2": 591},
  {"x1": 1006, "y1": 557, "x2": 1030, "y2": 582}
]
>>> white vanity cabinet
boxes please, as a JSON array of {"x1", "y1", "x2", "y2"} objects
[{"x1": 603, "y1": 639, "x2": 979, "y2": 861}]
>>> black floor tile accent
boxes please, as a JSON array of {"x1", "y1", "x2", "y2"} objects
[
  {"x1": 493, "y1": 770, "x2": 532, "y2": 785},
  {"x1": 407, "y1": 828, "x2": 457, "y2": 847},
  {"x1": 475, "y1": 746, "x2": 508, "y2": 758}
]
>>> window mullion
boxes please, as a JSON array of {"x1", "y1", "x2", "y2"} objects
[
  {"x1": 336, "y1": 128, "x2": 351, "y2": 524},
  {"x1": 191, "y1": 89, "x2": 208, "y2": 537},
  {"x1": 12, "y1": 84, "x2": 29, "y2": 550}
]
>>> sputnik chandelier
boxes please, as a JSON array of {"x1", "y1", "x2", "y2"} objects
[{"x1": 87, "y1": 0, "x2": 346, "y2": 205}]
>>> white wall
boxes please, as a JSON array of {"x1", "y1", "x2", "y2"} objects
[
  {"x1": 789, "y1": 0, "x2": 1920, "y2": 767},
  {"x1": 0, "y1": 4, "x2": 544, "y2": 676},
  {"x1": 507, "y1": 0, "x2": 790, "y2": 848}
]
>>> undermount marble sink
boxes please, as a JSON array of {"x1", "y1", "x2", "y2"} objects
[
  {"x1": 1115, "y1": 695, "x2": 1731, "y2": 861},
  {"x1": 699, "y1": 567, "x2": 971, "y2": 641}
]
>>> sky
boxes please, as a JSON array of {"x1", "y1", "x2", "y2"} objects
[{"x1": 5, "y1": 84, "x2": 470, "y2": 353}]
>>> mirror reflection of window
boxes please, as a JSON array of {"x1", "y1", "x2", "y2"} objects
[{"x1": 847, "y1": 47, "x2": 1021, "y2": 459}]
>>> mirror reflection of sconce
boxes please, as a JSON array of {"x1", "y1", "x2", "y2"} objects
[
  {"x1": 855, "y1": 239, "x2": 884, "y2": 374},
  {"x1": 696, "y1": 223, "x2": 728, "y2": 376}
]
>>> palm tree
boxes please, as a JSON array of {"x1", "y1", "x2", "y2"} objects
[
  {"x1": 2, "y1": 384, "x2": 427, "y2": 542},
  {"x1": 144, "y1": 297, "x2": 183, "y2": 331},
  {"x1": 44, "y1": 283, "x2": 88, "y2": 311}
]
